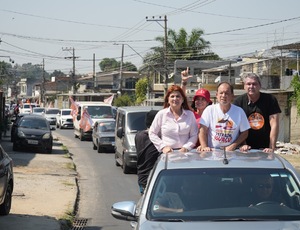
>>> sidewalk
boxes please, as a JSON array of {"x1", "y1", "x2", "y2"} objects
[{"x1": 0, "y1": 132, "x2": 78, "y2": 230}]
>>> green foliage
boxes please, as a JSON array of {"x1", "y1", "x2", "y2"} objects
[
  {"x1": 135, "y1": 77, "x2": 148, "y2": 105},
  {"x1": 140, "y1": 28, "x2": 220, "y2": 73},
  {"x1": 291, "y1": 74, "x2": 300, "y2": 116},
  {"x1": 50, "y1": 70, "x2": 66, "y2": 77},
  {"x1": 99, "y1": 58, "x2": 119, "y2": 72},
  {"x1": 113, "y1": 93, "x2": 135, "y2": 107},
  {"x1": 99, "y1": 58, "x2": 137, "y2": 72}
]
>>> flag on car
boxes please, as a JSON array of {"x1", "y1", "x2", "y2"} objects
[
  {"x1": 79, "y1": 108, "x2": 93, "y2": 132},
  {"x1": 69, "y1": 96, "x2": 79, "y2": 121},
  {"x1": 104, "y1": 94, "x2": 114, "y2": 105}
]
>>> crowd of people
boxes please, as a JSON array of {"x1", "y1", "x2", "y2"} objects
[{"x1": 135, "y1": 69, "x2": 281, "y2": 195}]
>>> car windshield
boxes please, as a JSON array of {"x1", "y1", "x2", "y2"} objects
[
  {"x1": 98, "y1": 121, "x2": 115, "y2": 132},
  {"x1": 46, "y1": 109, "x2": 60, "y2": 114},
  {"x1": 62, "y1": 110, "x2": 71, "y2": 115},
  {"x1": 33, "y1": 108, "x2": 45, "y2": 113},
  {"x1": 126, "y1": 112, "x2": 147, "y2": 131},
  {"x1": 86, "y1": 106, "x2": 113, "y2": 119},
  {"x1": 19, "y1": 118, "x2": 48, "y2": 130},
  {"x1": 147, "y1": 168, "x2": 300, "y2": 221}
]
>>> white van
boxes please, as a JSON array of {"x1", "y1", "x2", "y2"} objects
[
  {"x1": 74, "y1": 102, "x2": 114, "y2": 141},
  {"x1": 115, "y1": 106, "x2": 162, "y2": 174}
]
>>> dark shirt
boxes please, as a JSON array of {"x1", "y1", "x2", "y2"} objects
[
  {"x1": 233, "y1": 92, "x2": 281, "y2": 149},
  {"x1": 135, "y1": 130, "x2": 161, "y2": 187}
]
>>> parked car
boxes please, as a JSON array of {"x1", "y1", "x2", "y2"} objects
[
  {"x1": 112, "y1": 149, "x2": 300, "y2": 229},
  {"x1": 114, "y1": 106, "x2": 161, "y2": 174},
  {"x1": 42, "y1": 108, "x2": 60, "y2": 125},
  {"x1": 0, "y1": 144, "x2": 14, "y2": 215},
  {"x1": 92, "y1": 118, "x2": 115, "y2": 153},
  {"x1": 12, "y1": 115, "x2": 55, "y2": 153},
  {"x1": 56, "y1": 109, "x2": 73, "y2": 129},
  {"x1": 32, "y1": 107, "x2": 45, "y2": 115}
]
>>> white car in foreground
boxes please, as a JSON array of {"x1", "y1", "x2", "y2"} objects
[{"x1": 112, "y1": 149, "x2": 300, "y2": 230}]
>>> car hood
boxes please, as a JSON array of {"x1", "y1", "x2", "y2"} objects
[
  {"x1": 19, "y1": 127, "x2": 51, "y2": 135},
  {"x1": 139, "y1": 220, "x2": 300, "y2": 230},
  {"x1": 97, "y1": 131, "x2": 115, "y2": 138}
]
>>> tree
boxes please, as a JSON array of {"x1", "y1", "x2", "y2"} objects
[
  {"x1": 135, "y1": 77, "x2": 149, "y2": 105},
  {"x1": 113, "y1": 93, "x2": 135, "y2": 107},
  {"x1": 50, "y1": 70, "x2": 66, "y2": 77},
  {"x1": 291, "y1": 74, "x2": 300, "y2": 116},
  {"x1": 99, "y1": 58, "x2": 137, "y2": 72},
  {"x1": 99, "y1": 58, "x2": 119, "y2": 72},
  {"x1": 141, "y1": 28, "x2": 220, "y2": 72}
]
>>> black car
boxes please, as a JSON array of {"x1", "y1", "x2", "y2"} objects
[
  {"x1": 0, "y1": 144, "x2": 14, "y2": 215},
  {"x1": 11, "y1": 113, "x2": 30, "y2": 142},
  {"x1": 13, "y1": 115, "x2": 55, "y2": 153}
]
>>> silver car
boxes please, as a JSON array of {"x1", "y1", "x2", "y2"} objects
[
  {"x1": 112, "y1": 149, "x2": 300, "y2": 229},
  {"x1": 92, "y1": 118, "x2": 115, "y2": 153},
  {"x1": 0, "y1": 144, "x2": 13, "y2": 215}
]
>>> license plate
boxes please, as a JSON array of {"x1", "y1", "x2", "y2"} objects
[{"x1": 28, "y1": 140, "x2": 38, "y2": 145}]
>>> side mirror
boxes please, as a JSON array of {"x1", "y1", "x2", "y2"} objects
[{"x1": 116, "y1": 127, "x2": 123, "y2": 138}]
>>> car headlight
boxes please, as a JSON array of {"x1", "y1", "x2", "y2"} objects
[
  {"x1": 42, "y1": 133, "x2": 51, "y2": 139},
  {"x1": 17, "y1": 130, "x2": 25, "y2": 137}
]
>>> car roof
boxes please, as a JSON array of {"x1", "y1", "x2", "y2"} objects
[
  {"x1": 154, "y1": 150, "x2": 294, "y2": 172},
  {"x1": 117, "y1": 106, "x2": 162, "y2": 113},
  {"x1": 20, "y1": 114, "x2": 48, "y2": 121}
]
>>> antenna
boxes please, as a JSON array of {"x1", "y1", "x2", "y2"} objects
[{"x1": 222, "y1": 147, "x2": 229, "y2": 165}]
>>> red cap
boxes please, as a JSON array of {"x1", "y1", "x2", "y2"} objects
[{"x1": 193, "y1": 88, "x2": 212, "y2": 104}]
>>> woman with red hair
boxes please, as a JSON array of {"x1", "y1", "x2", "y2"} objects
[{"x1": 149, "y1": 85, "x2": 198, "y2": 153}]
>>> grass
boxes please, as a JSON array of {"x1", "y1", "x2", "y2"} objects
[{"x1": 59, "y1": 209, "x2": 76, "y2": 230}]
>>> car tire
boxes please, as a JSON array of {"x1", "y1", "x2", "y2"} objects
[
  {"x1": 122, "y1": 154, "x2": 130, "y2": 174},
  {"x1": 79, "y1": 130, "x2": 84, "y2": 141},
  {"x1": 12, "y1": 142, "x2": 18, "y2": 151},
  {"x1": 115, "y1": 153, "x2": 120, "y2": 166},
  {"x1": 93, "y1": 142, "x2": 97, "y2": 150},
  {"x1": 0, "y1": 183, "x2": 12, "y2": 215},
  {"x1": 97, "y1": 143, "x2": 103, "y2": 153}
]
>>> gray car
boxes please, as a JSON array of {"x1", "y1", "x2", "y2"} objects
[
  {"x1": 0, "y1": 144, "x2": 13, "y2": 215},
  {"x1": 92, "y1": 118, "x2": 115, "y2": 153},
  {"x1": 112, "y1": 149, "x2": 300, "y2": 229}
]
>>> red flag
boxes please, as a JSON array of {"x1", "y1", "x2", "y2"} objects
[
  {"x1": 69, "y1": 96, "x2": 79, "y2": 121},
  {"x1": 104, "y1": 94, "x2": 114, "y2": 105},
  {"x1": 79, "y1": 108, "x2": 93, "y2": 132}
]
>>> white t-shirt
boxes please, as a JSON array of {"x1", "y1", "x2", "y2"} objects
[{"x1": 200, "y1": 104, "x2": 250, "y2": 148}]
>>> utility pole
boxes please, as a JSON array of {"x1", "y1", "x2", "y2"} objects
[
  {"x1": 119, "y1": 44, "x2": 124, "y2": 96},
  {"x1": 146, "y1": 15, "x2": 168, "y2": 95},
  {"x1": 63, "y1": 47, "x2": 78, "y2": 94},
  {"x1": 93, "y1": 53, "x2": 96, "y2": 89},
  {"x1": 41, "y1": 58, "x2": 45, "y2": 106}
]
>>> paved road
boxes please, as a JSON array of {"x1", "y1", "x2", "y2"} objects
[{"x1": 55, "y1": 128, "x2": 140, "y2": 229}]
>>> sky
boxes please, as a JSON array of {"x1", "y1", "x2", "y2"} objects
[{"x1": 0, "y1": 0, "x2": 300, "y2": 75}]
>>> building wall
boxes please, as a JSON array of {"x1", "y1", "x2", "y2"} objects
[{"x1": 290, "y1": 100, "x2": 300, "y2": 144}]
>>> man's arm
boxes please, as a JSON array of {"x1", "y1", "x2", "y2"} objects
[
  {"x1": 226, "y1": 130, "x2": 249, "y2": 151},
  {"x1": 199, "y1": 125, "x2": 211, "y2": 151},
  {"x1": 269, "y1": 113, "x2": 280, "y2": 150}
]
